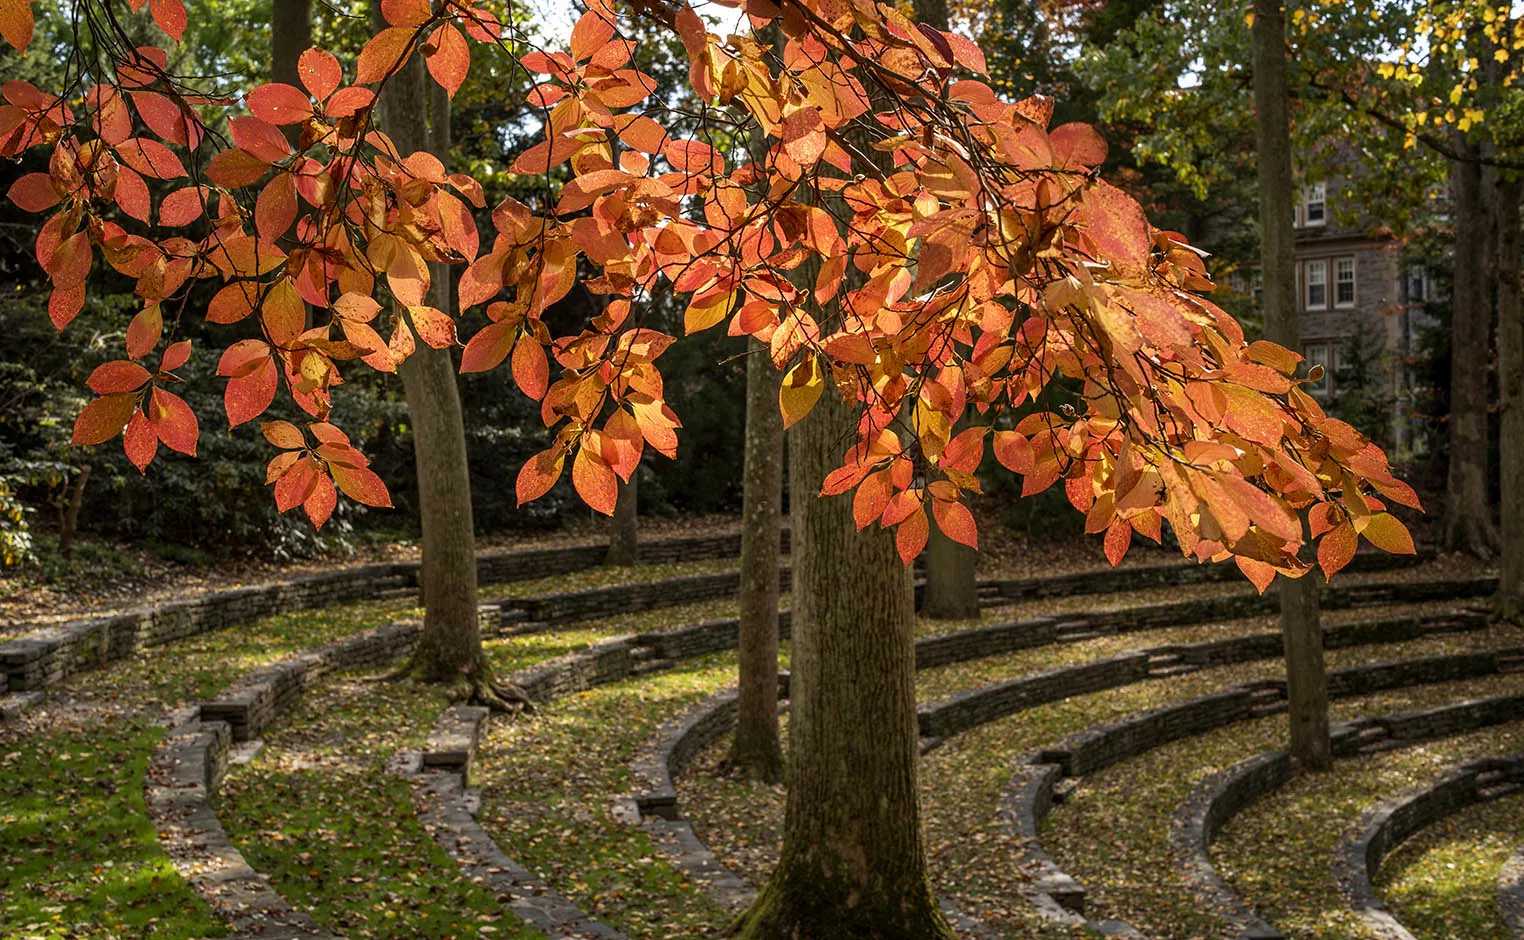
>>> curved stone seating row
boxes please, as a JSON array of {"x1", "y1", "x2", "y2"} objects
[
  {"x1": 0, "y1": 528, "x2": 756, "y2": 714},
  {"x1": 147, "y1": 620, "x2": 422, "y2": 939},
  {"x1": 1500, "y1": 843, "x2": 1524, "y2": 937},
  {"x1": 499, "y1": 572, "x2": 1492, "y2": 708},
  {"x1": 398, "y1": 706, "x2": 626, "y2": 940},
  {"x1": 494, "y1": 567, "x2": 795, "y2": 632},
  {"x1": 1330, "y1": 755, "x2": 1524, "y2": 940},
  {"x1": 1000, "y1": 658, "x2": 1524, "y2": 934}
]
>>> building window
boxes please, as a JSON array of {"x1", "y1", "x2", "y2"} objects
[
  {"x1": 1303, "y1": 342, "x2": 1336, "y2": 395},
  {"x1": 1305, "y1": 259, "x2": 1328, "y2": 310},
  {"x1": 1406, "y1": 269, "x2": 1431, "y2": 303},
  {"x1": 1335, "y1": 257, "x2": 1356, "y2": 307},
  {"x1": 1304, "y1": 182, "x2": 1327, "y2": 226}
]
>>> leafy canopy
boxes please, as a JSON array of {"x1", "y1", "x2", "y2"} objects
[{"x1": 2, "y1": 0, "x2": 1419, "y2": 586}]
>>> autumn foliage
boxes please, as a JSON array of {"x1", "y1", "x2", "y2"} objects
[{"x1": 4, "y1": 0, "x2": 1418, "y2": 587}]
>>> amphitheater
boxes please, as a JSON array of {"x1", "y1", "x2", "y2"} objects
[{"x1": 2, "y1": 527, "x2": 1518, "y2": 940}]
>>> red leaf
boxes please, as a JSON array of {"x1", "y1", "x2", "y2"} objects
[
  {"x1": 130, "y1": 91, "x2": 196, "y2": 146},
  {"x1": 230, "y1": 115, "x2": 292, "y2": 163},
  {"x1": 123, "y1": 408, "x2": 157, "y2": 472},
  {"x1": 516, "y1": 447, "x2": 564, "y2": 505},
  {"x1": 896, "y1": 507, "x2": 929, "y2": 565},
  {"x1": 572, "y1": 446, "x2": 618, "y2": 515},
  {"x1": 159, "y1": 186, "x2": 207, "y2": 225},
  {"x1": 303, "y1": 472, "x2": 337, "y2": 527},
  {"x1": 116, "y1": 138, "x2": 188, "y2": 179},
  {"x1": 88, "y1": 360, "x2": 151, "y2": 394},
  {"x1": 148, "y1": 386, "x2": 197, "y2": 455},
  {"x1": 933, "y1": 499, "x2": 978, "y2": 550},
  {"x1": 47, "y1": 231, "x2": 92, "y2": 289},
  {"x1": 224, "y1": 358, "x2": 277, "y2": 427},
  {"x1": 1103, "y1": 518, "x2": 1130, "y2": 565},
  {"x1": 246, "y1": 83, "x2": 313, "y2": 126},
  {"x1": 274, "y1": 457, "x2": 319, "y2": 511},
  {"x1": 255, "y1": 173, "x2": 298, "y2": 242},
  {"x1": 49, "y1": 286, "x2": 84, "y2": 330},
  {"x1": 330, "y1": 462, "x2": 393, "y2": 508},
  {"x1": 126, "y1": 305, "x2": 163, "y2": 359},
  {"x1": 148, "y1": 0, "x2": 187, "y2": 41},
  {"x1": 511, "y1": 335, "x2": 549, "y2": 399},
  {"x1": 298, "y1": 48, "x2": 342, "y2": 101},
  {"x1": 208, "y1": 148, "x2": 272, "y2": 188},
  {"x1": 73, "y1": 393, "x2": 137, "y2": 445},
  {"x1": 160, "y1": 339, "x2": 191, "y2": 372},
  {"x1": 992, "y1": 430, "x2": 1034, "y2": 474},
  {"x1": 114, "y1": 166, "x2": 151, "y2": 222},
  {"x1": 7, "y1": 172, "x2": 59, "y2": 212},
  {"x1": 425, "y1": 24, "x2": 470, "y2": 98}
]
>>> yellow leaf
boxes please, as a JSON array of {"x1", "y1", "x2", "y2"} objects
[
  {"x1": 684, "y1": 289, "x2": 734, "y2": 335},
  {"x1": 779, "y1": 357, "x2": 823, "y2": 429}
]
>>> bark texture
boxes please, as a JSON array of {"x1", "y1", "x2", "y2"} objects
[
  {"x1": 730, "y1": 338, "x2": 785, "y2": 781},
  {"x1": 1496, "y1": 171, "x2": 1523, "y2": 620},
  {"x1": 1445, "y1": 146, "x2": 1501, "y2": 558},
  {"x1": 271, "y1": 0, "x2": 312, "y2": 88},
  {"x1": 1252, "y1": 0, "x2": 1329, "y2": 771},
  {"x1": 606, "y1": 473, "x2": 639, "y2": 566},
  {"x1": 371, "y1": 5, "x2": 526, "y2": 710},
  {"x1": 920, "y1": 519, "x2": 979, "y2": 620},
  {"x1": 734, "y1": 375, "x2": 953, "y2": 940}
]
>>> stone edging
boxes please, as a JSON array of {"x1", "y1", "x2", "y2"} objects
[
  {"x1": 1333, "y1": 756, "x2": 1524, "y2": 940},
  {"x1": 145, "y1": 621, "x2": 424, "y2": 939},
  {"x1": 1498, "y1": 843, "x2": 1524, "y2": 938},
  {"x1": 0, "y1": 529, "x2": 760, "y2": 715},
  {"x1": 1000, "y1": 666, "x2": 1524, "y2": 936},
  {"x1": 399, "y1": 705, "x2": 627, "y2": 940}
]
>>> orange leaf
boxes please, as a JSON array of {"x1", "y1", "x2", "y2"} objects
[
  {"x1": 148, "y1": 387, "x2": 197, "y2": 455},
  {"x1": 224, "y1": 356, "x2": 277, "y2": 427},
  {"x1": 896, "y1": 507, "x2": 929, "y2": 565},
  {"x1": 298, "y1": 48, "x2": 342, "y2": 100},
  {"x1": 230, "y1": 115, "x2": 292, "y2": 164},
  {"x1": 460, "y1": 321, "x2": 514, "y2": 373},
  {"x1": 88, "y1": 360, "x2": 151, "y2": 394},
  {"x1": 246, "y1": 83, "x2": 313, "y2": 126},
  {"x1": 255, "y1": 173, "x2": 298, "y2": 242},
  {"x1": 1235, "y1": 556, "x2": 1277, "y2": 594},
  {"x1": 1102, "y1": 517, "x2": 1130, "y2": 565},
  {"x1": 357, "y1": 26, "x2": 414, "y2": 84},
  {"x1": 992, "y1": 430, "x2": 1034, "y2": 474},
  {"x1": 148, "y1": 0, "x2": 186, "y2": 41},
  {"x1": 126, "y1": 305, "x2": 163, "y2": 359},
  {"x1": 7, "y1": 172, "x2": 59, "y2": 212},
  {"x1": 511, "y1": 334, "x2": 549, "y2": 400},
  {"x1": 123, "y1": 408, "x2": 157, "y2": 472},
  {"x1": 572, "y1": 446, "x2": 618, "y2": 515},
  {"x1": 47, "y1": 231, "x2": 92, "y2": 289},
  {"x1": 409, "y1": 305, "x2": 457, "y2": 348},
  {"x1": 73, "y1": 393, "x2": 137, "y2": 445},
  {"x1": 116, "y1": 138, "x2": 188, "y2": 179},
  {"x1": 114, "y1": 166, "x2": 151, "y2": 222},
  {"x1": 933, "y1": 498, "x2": 978, "y2": 550},
  {"x1": 262, "y1": 419, "x2": 305, "y2": 449},
  {"x1": 330, "y1": 462, "x2": 393, "y2": 508},
  {"x1": 303, "y1": 472, "x2": 337, "y2": 527},
  {"x1": 516, "y1": 447, "x2": 564, "y2": 506},
  {"x1": 274, "y1": 457, "x2": 319, "y2": 511},
  {"x1": 262, "y1": 278, "x2": 305, "y2": 347},
  {"x1": 1361, "y1": 512, "x2": 1415, "y2": 555},
  {"x1": 160, "y1": 340, "x2": 191, "y2": 372},
  {"x1": 0, "y1": 0, "x2": 34, "y2": 52},
  {"x1": 425, "y1": 24, "x2": 470, "y2": 98},
  {"x1": 1317, "y1": 522, "x2": 1357, "y2": 579}
]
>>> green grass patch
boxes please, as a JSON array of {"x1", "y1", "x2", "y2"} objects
[
  {"x1": 221, "y1": 675, "x2": 539, "y2": 939},
  {"x1": 476, "y1": 655, "x2": 745, "y2": 939},
  {"x1": 0, "y1": 721, "x2": 226, "y2": 939}
]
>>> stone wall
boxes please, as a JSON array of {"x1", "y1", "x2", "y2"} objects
[{"x1": 499, "y1": 568, "x2": 794, "y2": 631}]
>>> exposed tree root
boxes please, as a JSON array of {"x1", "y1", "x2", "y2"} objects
[
  {"x1": 463, "y1": 674, "x2": 537, "y2": 714},
  {"x1": 1443, "y1": 514, "x2": 1501, "y2": 561}
]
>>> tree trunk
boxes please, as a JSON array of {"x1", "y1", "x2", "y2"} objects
[
  {"x1": 370, "y1": 3, "x2": 526, "y2": 710},
  {"x1": 730, "y1": 337, "x2": 785, "y2": 782},
  {"x1": 58, "y1": 464, "x2": 89, "y2": 555},
  {"x1": 1495, "y1": 170, "x2": 1523, "y2": 619},
  {"x1": 920, "y1": 518, "x2": 979, "y2": 620},
  {"x1": 1445, "y1": 145, "x2": 1502, "y2": 558},
  {"x1": 1253, "y1": 0, "x2": 1329, "y2": 771},
  {"x1": 734, "y1": 373, "x2": 953, "y2": 940},
  {"x1": 271, "y1": 0, "x2": 311, "y2": 88},
  {"x1": 605, "y1": 472, "x2": 639, "y2": 566}
]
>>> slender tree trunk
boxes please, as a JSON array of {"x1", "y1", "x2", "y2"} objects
[
  {"x1": 606, "y1": 472, "x2": 639, "y2": 566},
  {"x1": 1253, "y1": 0, "x2": 1329, "y2": 771},
  {"x1": 371, "y1": 3, "x2": 526, "y2": 709},
  {"x1": 1495, "y1": 170, "x2": 1523, "y2": 619},
  {"x1": 58, "y1": 464, "x2": 89, "y2": 555},
  {"x1": 920, "y1": 518, "x2": 979, "y2": 620},
  {"x1": 734, "y1": 372, "x2": 953, "y2": 940},
  {"x1": 1446, "y1": 145, "x2": 1502, "y2": 558},
  {"x1": 730, "y1": 338, "x2": 784, "y2": 781},
  {"x1": 271, "y1": 0, "x2": 311, "y2": 88}
]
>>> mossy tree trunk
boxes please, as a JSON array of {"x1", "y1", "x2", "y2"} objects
[
  {"x1": 733, "y1": 372, "x2": 954, "y2": 940},
  {"x1": 1446, "y1": 144, "x2": 1502, "y2": 558},
  {"x1": 730, "y1": 337, "x2": 784, "y2": 782},
  {"x1": 371, "y1": 2, "x2": 527, "y2": 710},
  {"x1": 606, "y1": 473, "x2": 639, "y2": 566},
  {"x1": 1252, "y1": 0, "x2": 1329, "y2": 771}
]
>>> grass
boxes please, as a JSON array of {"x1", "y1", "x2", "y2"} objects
[
  {"x1": 0, "y1": 596, "x2": 421, "y2": 939},
  {"x1": 1216, "y1": 719, "x2": 1524, "y2": 939},
  {"x1": 220, "y1": 673, "x2": 542, "y2": 939},
  {"x1": 475, "y1": 653, "x2": 757, "y2": 939},
  {"x1": 1379, "y1": 792, "x2": 1524, "y2": 940},
  {"x1": 0, "y1": 721, "x2": 226, "y2": 939}
]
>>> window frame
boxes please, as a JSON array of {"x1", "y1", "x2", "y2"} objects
[
  {"x1": 1305, "y1": 259, "x2": 1329, "y2": 310},
  {"x1": 1334, "y1": 257, "x2": 1356, "y2": 308},
  {"x1": 1304, "y1": 182, "x2": 1327, "y2": 227}
]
